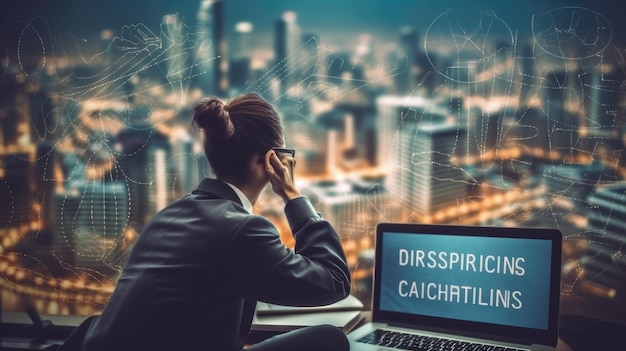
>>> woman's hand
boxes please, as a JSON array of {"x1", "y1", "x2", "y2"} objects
[{"x1": 265, "y1": 149, "x2": 301, "y2": 203}]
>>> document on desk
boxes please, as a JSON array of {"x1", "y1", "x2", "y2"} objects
[
  {"x1": 252, "y1": 295, "x2": 365, "y2": 333},
  {"x1": 252, "y1": 309, "x2": 364, "y2": 333},
  {"x1": 255, "y1": 294, "x2": 364, "y2": 315}
]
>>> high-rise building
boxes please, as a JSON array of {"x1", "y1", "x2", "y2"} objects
[
  {"x1": 460, "y1": 107, "x2": 501, "y2": 160},
  {"x1": 512, "y1": 107, "x2": 550, "y2": 152},
  {"x1": 274, "y1": 11, "x2": 301, "y2": 96},
  {"x1": 517, "y1": 40, "x2": 538, "y2": 106},
  {"x1": 99, "y1": 29, "x2": 116, "y2": 67},
  {"x1": 172, "y1": 136, "x2": 209, "y2": 196},
  {"x1": 405, "y1": 122, "x2": 468, "y2": 217},
  {"x1": 326, "y1": 52, "x2": 351, "y2": 86},
  {"x1": 114, "y1": 123, "x2": 170, "y2": 228},
  {"x1": 487, "y1": 39, "x2": 515, "y2": 95},
  {"x1": 195, "y1": 0, "x2": 225, "y2": 96},
  {"x1": 162, "y1": 14, "x2": 187, "y2": 87},
  {"x1": 34, "y1": 143, "x2": 56, "y2": 231},
  {"x1": 395, "y1": 26, "x2": 419, "y2": 95},
  {"x1": 584, "y1": 56, "x2": 624, "y2": 132},
  {"x1": 300, "y1": 178, "x2": 391, "y2": 240},
  {"x1": 301, "y1": 32, "x2": 319, "y2": 88},
  {"x1": 377, "y1": 96, "x2": 467, "y2": 218},
  {"x1": 376, "y1": 95, "x2": 447, "y2": 168},
  {"x1": 335, "y1": 92, "x2": 378, "y2": 167},
  {"x1": 580, "y1": 55, "x2": 626, "y2": 159},
  {"x1": 228, "y1": 21, "x2": 253, "y2": 93},
  {"x1": 583, "y1": 182, "x2": 626, "y2": 303},
  {"x1": 28, "y1": 86, "x2": 56, "y2": 143},
  {"x1": 144, "y1": 142, "x2": 174, "y2": 219},
  {"x1": 541, "y1": 162, "x2": 615, "y2": 204},
  {"x1": 53, "y1": 189, "x2": 81, "y2": 268},
  {"x1": 74, "y1": 181, "x2": 128, "y2": 271},
  {"x1": 76, "y1": 181, "x2": 129, "y2": 239},
  {"x1": 543, "y1": 69, "x2": 580, "y2": 158},
  {"x1": 0, "y1": 152, "x2": 32, "y2": 229},
  {"x1": 282, "y1": 115, "x2": 329, "y2": 176},
  {"x1": 587, "y1": 182, "x2": 626, "y2": 246}
]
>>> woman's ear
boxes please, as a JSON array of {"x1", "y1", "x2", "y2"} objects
[{"x1": 264, "y1": 149, "x2": 275, "y2": 173}]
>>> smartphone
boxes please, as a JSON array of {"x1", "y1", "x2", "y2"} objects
[
  {"x1": 271, "y1": 147, "x2": 296, "y2": 179},
  {"x1": 271, "y1": 147, "x2": 295, "y2": 158}
]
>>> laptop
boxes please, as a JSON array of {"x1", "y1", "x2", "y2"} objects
[{"x1": 348, "y1": 223, "x2": 562, "y2": 351}]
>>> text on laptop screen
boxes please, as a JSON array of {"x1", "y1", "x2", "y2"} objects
[{"x1": 379, "y1": 231, "x2": 552, "y2": 330}]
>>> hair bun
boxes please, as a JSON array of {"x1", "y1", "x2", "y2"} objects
[{"x1": 193, "y1": 97, "x2": 235, "y2": 142}]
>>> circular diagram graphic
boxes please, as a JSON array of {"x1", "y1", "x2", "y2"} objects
[
  {"x1": 424, "y1": 8, "x2": 515, "y2": 83},
  {"x1": 532, "y1": 7, "x2": 612, "y2": 59}
]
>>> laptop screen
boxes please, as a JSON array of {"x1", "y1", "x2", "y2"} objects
[{"x1": 373, "y1": 223, "x2": 562, "y2": 345}]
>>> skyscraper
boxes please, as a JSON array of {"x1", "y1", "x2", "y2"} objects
[
  {"x1": 53, "y1": 189, "x2": 81, "y2": 267},
  {"x1": 542, "y1": 162, "x2": 612, "y2": 203},
  {"x1": 405, "y1": 122, "x2": 468, "y2": 217},
  {"x1": 274, "y1": 11, "x2": 301, "y2": 97},
  {"x1": 326, "y1": 52, "x2": 351, "y2": 87},
  {"x1": 301, "y1": 32, "x2": 319, "y2": 88},
  {"x1": 162, "y1": 13, "x2": 187, "y2": 85},
  {"x1": 395, "y1": 26, "x2": 419, "y2": 95},
  {"x1": 76, "y1": 181, "x2": 129, "y2": 239},
  {"x1": 300, "y1": 178, "x2": 391, "y2": 240},
  {"x1": 195, "y1": 0, "x2": 225, "y2": 96},
  {"x1": 114, "y1": 123, "x2": 170, "y2": 228},
  {"x1": 461, "y1": 107, "x2": 502, "y2": 160},
  {"x1": 517, "y1": 40, "x2": 538, "y2": 106},
  {"x1": 228, "y1": 21, "x2": 253, "y2": 93},
  {"x1": 34, "y1": 143, "x2": 56, "y2": 232},
  {"x1": 543, "y1": 69, "x2": 580, "y2": 158},
  {"x1": 376, "y1": 95, "x2": 447, "y2": 169},
  {"x1": 74, "y1": 181, "x2": 128, "y2": 271},
  {"x1": 580, "y1": 54, "x2": 626, "y2": 159},
  {"x1": 377, "y1": 96, "x2": 467, "y2": 218},
  {"x1": 584, "y1": 182, "x2": 626, "y2": 306},
  {"x1": 0, "y1": 152, "x2": 31, "y2": 229},
  {"x1": 144, "y1": 140, "x2": 174, "y2": 219},
  {"x1": 172, "y1": 136, "x2": 209, "y2": 196}
]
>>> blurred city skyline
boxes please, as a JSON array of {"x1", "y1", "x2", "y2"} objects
[
  {"x1": 1, "y1": 0, "x2": 626, "y2": 332},
  {"x1": 3, "y1": 0, "x2": 622, "y2": 56}
]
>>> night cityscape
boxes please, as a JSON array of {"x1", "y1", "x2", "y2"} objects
[{"x1": 1, "y1": 0, "x2": 626, "y2": 333}]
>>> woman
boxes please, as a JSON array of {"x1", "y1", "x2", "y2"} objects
[{"x1": 80, "y1": 93, "x2": 352, "y2": 350}]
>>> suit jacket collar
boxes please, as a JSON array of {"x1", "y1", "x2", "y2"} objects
[{"x1": 193, "y1": 178, "x2": 243, "y2": 207}]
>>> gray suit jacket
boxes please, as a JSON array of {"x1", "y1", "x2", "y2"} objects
[{"x1": 81, "y1": 178, "x2": 351, "y2": 351}]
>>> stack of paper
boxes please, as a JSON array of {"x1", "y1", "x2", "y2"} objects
[{"x1": 252, "y1": 295, "x2": 365, "y2": 333}]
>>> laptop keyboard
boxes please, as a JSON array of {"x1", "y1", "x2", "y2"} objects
[{"x1": 356, "y1": 329, "x2": 526, "y2": 351}]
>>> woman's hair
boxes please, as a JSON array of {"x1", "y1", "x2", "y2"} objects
[{"x1": 192, "y1": 93, "x2": 284, "y2": 181}]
